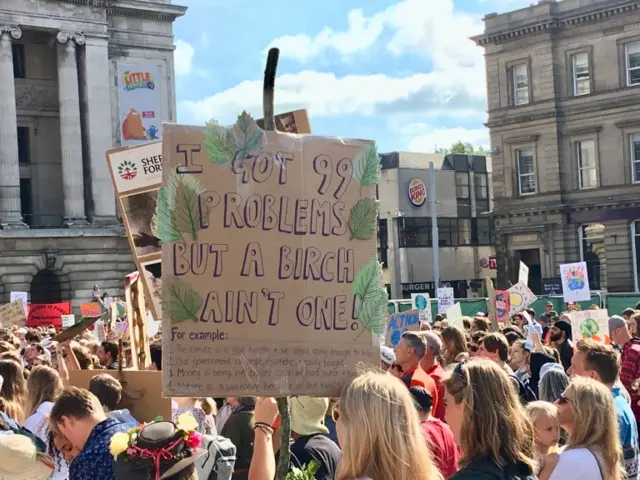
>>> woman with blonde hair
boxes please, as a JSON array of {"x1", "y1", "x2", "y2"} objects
[
  {"x1": 0, "y1": 358, "x2": 26, "y2": 423},
  {"x1": 24, "y1": 365, "x2": 67, "y2": 480},
  {"x1": 539, "y1": 376, "x2": 624, "y2": 480},
  {"x1": 248, "y1": 371, "x2": 443, "y2": 480},
  {"x1": 441, "y1": 326, "x2": 468, "y2": 365},
  {"x1": 444, "y1": 359, "x2": 536, "y2": 479}
]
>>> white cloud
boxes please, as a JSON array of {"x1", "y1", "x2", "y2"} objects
[
  {"x1": 405, "y1": 125, "x2": 490, "y2": 153},
  {"x1": 264, "y1": 8, "x2": 388, "y2": 63},
  {"x1": 179, "y1": 69, "x2": 485, "y2": 125},
  {"x1": 174, "y1": 40, "x2": 195, "y2": 76}
]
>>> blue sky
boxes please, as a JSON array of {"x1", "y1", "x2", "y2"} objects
[{"x1": 173, "y1": 0, "x2": 532, "y2": 153}]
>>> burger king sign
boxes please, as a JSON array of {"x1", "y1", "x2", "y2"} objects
[{"x1": 408, "y1": 179, "x2": 426, "y2": 207}]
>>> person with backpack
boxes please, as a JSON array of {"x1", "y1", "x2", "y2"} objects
[{"x1": 478, "y1": 333, "x2": 536, "y2": 404}]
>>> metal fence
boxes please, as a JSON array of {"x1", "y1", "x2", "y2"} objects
[{"x1": 388, "y1": 291, "x2": 638, "y2": 318}]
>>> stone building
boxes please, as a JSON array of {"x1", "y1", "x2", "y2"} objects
[
  {"x1": 473, "y1": 0, "x2": 640, "y2": 294},
  {"x1": 377, "y1": 152, "x2": 496, "y2": 300},
  {"x1": 0, "y1": 0, "x2": 185, "y2": 310}
]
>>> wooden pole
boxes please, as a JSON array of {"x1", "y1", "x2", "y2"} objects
[{"x1": 262, "y1": 47, "x2": 291, "y2": 480}]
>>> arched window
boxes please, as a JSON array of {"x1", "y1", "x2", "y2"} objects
[{"x1": 30, "y1": 269, "x2": 62, "y2": 304}]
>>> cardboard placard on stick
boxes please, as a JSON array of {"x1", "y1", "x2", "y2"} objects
[
  {"x1": 385, "y1": 310, "x2": 420, "y2": 347},
  {"x1": 159, "y1": 116, "x2": 385, "y2": 397},
  {"x1": 67, "y1": 370, "x2": 170, "y2": 423},
  {"x1": 106, "y1": 111, "x2": 313, "y2": 322},
  {"x1": 0, "y1": 299, "x2": 26, "y2": 329}
]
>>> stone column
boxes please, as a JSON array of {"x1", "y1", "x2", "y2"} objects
[
  {"x1": 0, "y1": 25, "x2": 26, "y2": 228},
  {"x1": 82, "y1": 36, "x2": 117, "y2": 225},
  {"x1": 56, "y1": 31, "x2": 88, "y2": 226}
]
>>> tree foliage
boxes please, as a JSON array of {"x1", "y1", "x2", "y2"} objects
[{"x1": 435, "y1": 141, "x2": 486, "y2": 155}]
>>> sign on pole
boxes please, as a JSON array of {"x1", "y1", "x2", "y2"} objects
[
  {"x1": 508, "y1": 281, "x2": 537, "y2": 315},
  {"x1": 518, "y1": 261, "x2": 529, "y2": 286},
  {"x1": 411, "y1": 293, "x2": 432, "y2": 325},
  {"x1": 569, "y1": 309, "x2": 610, "y2": 344},
  {"x1": 437, "y1": 287, "x2": 454, "y2": 313},
  {"x1": 560, "y1": 262, "x2": 591, "y2": 302}
]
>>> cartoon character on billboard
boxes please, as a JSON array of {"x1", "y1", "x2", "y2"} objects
[{"x1": 122, "y1": 108, "x2": 147, "y2": 141}]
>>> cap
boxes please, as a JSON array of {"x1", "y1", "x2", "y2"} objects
[{"x1": 380, "y1": 346, "x2": 395, "y2": 365}]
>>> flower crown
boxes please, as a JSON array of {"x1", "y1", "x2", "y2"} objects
[{"x1": 109, "y1": 412, "x2": 203, "y2": 460}]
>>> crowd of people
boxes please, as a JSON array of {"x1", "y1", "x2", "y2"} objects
[{"x1": 0, "y1": 300, "x2": 639, "y2": 480}]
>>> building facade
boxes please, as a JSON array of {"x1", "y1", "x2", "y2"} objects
[
  {"x1": 473, "y1": 0, "x2": 640, "y2": 294},
  {"x1": 0, "y1": 0, "x2": 185, "y2": 309},
  {"x1": 378, "y1": 151, "x2": 496, "y2": 300}
]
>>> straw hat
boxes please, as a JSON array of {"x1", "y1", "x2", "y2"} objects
[
  {"x1": 290, "y1": 397, "x2": 329, "y2": 436},
  {"x1": 0, "y1": 434, "x2": 53, "y2": 480}
]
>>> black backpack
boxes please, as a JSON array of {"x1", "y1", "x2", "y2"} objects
[{"x1": 509, "y1": 374, "x2": 537, "y2": 404}]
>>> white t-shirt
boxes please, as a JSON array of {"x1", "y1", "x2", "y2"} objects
[{"x1": 549, "y1": 448, "x2": 603, "y2": 480}]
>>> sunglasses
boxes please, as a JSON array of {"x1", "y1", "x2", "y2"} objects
[{"x1": 557, "y1": 393, "x2": 572, "y2": 405}]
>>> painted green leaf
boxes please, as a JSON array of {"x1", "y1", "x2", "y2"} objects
[
  {"x1": 348, "y1": 198, "x2": 378, "y2": 240},
  {"x1": 204, "y1": 120, "x2": 236, "y2": 165},
  {"x1": 173, "y1": 174, "x2": 206, "y2": 241},
  {"x1": 352, "y1": 256, "x2": 387, "y2": 335},
  {"x1": 352, "y1": 144, "x2": 381, "y2": 187},
  {"x1": 151, "y1": 185, "x2": 180, "y2": 244},
  {"x1": 163, "y1": 278, "x2": 202, "y2": 324},
  {"x1": 233, "y1": 111, "x2": 266, "y2": 160}
]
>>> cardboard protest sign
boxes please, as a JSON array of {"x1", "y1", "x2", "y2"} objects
[
  {"x1": 569, "y1": 309, "x2": 611, "y2": 344},
  {"x1": 560, "y1": 261, "x2": 591, "y2": 302},
  {"x1": 411, "y1": 293, "x2": 432, "y2": 324},
  {"x1": 446, "y1": 303, "x2": 463, "y2": 329},
  {"x1": 508, "y1": 281, "x2": 537, "y2": 315},
  {"x1": 26, "y1": 303, "x2": 71, "y2": 329},
  {"x1": 0, "y1": 299, "x2": 26, "y2": 328},
  {"x1": 386, "y1": 310, "x2": 420, "y2": 347},
  {"x1": 518, "y1": 261, "x2": 529, "y2": 286},
  {"x1": 61, "y1": 314, "x2": 75, "y2": 328},
  {"x1": 494, "y1": 290, "x2": 510, "y2": 325},
  {"x1": 107, "y1": 112, "x2": 313, "y2": 322},
  {"x1": 437, "y1": 287, "x2": 454, "y2": 313},
  {"x1": 10, "y1": 292, "x2": 27, "y2": 314},
  {"x1": 159, "y1": 114, "x2": 385, "y2": 397},
  {"x1": 485, "y1": 277, "x2": 499, "y2": 331},
  {"x1": 68, "y1": 370, "x2": 171, "y2": 423}
]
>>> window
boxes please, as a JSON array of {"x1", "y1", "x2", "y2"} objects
[
  {"x1": 512, "y1": 64, "x2": 529, "y2": 105},
  {"x1": 458, "y1": 218, "x2": 472, "y2": 246},
  {"x1": 516, "y1": 149, "x2": 536, "y2": 195},
  {"x1": 20, "y1": 178, "x2": 31, "y2": 226},
  {"x1": 438, "y1": 218, "x2": 456, "y2": 247},
  {"x1": 17, "y1": 127, "x2": 29, "y2": 164},
  {"x1": 580, "y1": 224, "x2": 606, "y2": 290},
  {"x1": 626, "y1": 42, "x2": 640, "y2": 87},
  {"x1": 631, "y1": 133, "x2": 640, "y2": 183},
  {"x1": 12, "y1": 44, "x2": 25, "y2": 79},
  {"x1": 474, "y1": 174, "x2": 488, "y2": 200},
  {"x1": 398, "y1": 217, "x2": 432, "y2": 248},
  {"x1": 455, "y1": 172, "x2": 469, "y2": 198},
  {"x1": 572, "y1": 52, "x2": 590, "y2": 95},
  {"x1": 377, "y1": 219, "x2": 388, "y2": 268},
  {"x1": 473, "y1": 218, "x2": 494, "y2": 246},
  {"x1": 576, "y1": 140, "x2": 597, "y2": 189}
]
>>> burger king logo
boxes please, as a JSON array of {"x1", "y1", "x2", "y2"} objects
[{"x1": 408, "y1": 179, "x2": 426, "y2": 207}]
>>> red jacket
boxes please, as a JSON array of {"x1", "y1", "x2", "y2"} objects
[{"x1": 402, "y1": 364, "x2": 439, "y2": 414}]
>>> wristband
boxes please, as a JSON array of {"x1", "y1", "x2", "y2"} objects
[{"x1": 253, "y1": 422, "x2": 274, "y2": 435}]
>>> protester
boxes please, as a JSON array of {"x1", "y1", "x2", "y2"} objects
[
  {"x1": 609, "y1": 315, "x2": 640, "y2": 424},
  {"x1": 417, "y1": 331, "x2": 446, "y2": 421},
  {"x1": 289, "y1": 396, "x2": 341, "y2": 480},
  {"x1": 409, "y1": 386, "x2": 458, "y2": 477},
  {"x1": 467, "y1": 331, "x2": 484, "y2": 358},
  {"x1": 568, "y1": 339, "x2": 639, "y2": 479},
  {"x1": 540, "y1": 376, "x2": 625, "y2": 480},
  {"x1": 444, "y1": 359, "x2": 536, "y2": 479},
  {"x1": 538, "y1": 363, "x2": 569, "y2": 403},
  {"x1": 393, "y1": 332, "x2": 438, "y2": 405},
  {"x1": 548, "y1": 320, "x2": 573, "y2": 371},
  {"x1": 49, "y1": 386, "x2": 128, "y2": 480},
  {"x1": 528, "y1": 351, "x2": 557, "y2": 398},
  {"x1": 0, "y1": 358, "x2": 26, "y2": 423},
  {"x1": 471, "y1": 317, "x2": 489, "y2": 333},
  {"x1": 525, "y1": 401, "x2": 560, "y2": 474},
  {"x1": 441, "y1": 326, "x2": 468, "y2": 365},
  {"x1": 221, "y1": 397, "x2": 256, "y2": 480},
  {"x1": 0, "y1": 433, "x2": 54, "y2": 480},
  {"x1": 173, "y1": 397, "x2": 216, "y2": 435},
  {"x1": 98, "y1": 341, "x2": 119, "y2": 370},
  {"x1": 379, "y1": 346, "x2": 395, "y2": 372},
  {"x1": 511, "y1": 339, "x2": 531, "y2": 383},
  {"x1": 88, "y1": 374, "x2": 138, "y2": 428}
]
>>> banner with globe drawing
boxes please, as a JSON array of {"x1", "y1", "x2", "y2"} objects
[
  {"x1": 560, "y1": 261, "x2": 591, "y2": 302},
  {"x1": 569, "y1": 309, "x2": 611, "y2": 345}
]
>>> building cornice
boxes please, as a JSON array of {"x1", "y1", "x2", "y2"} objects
[
  {"x1": 472, "y1": 1, "x2": 640, "y2": 46},
  {"x1": 55, "y1": 0, "x2": 187, "y2": 22}
]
